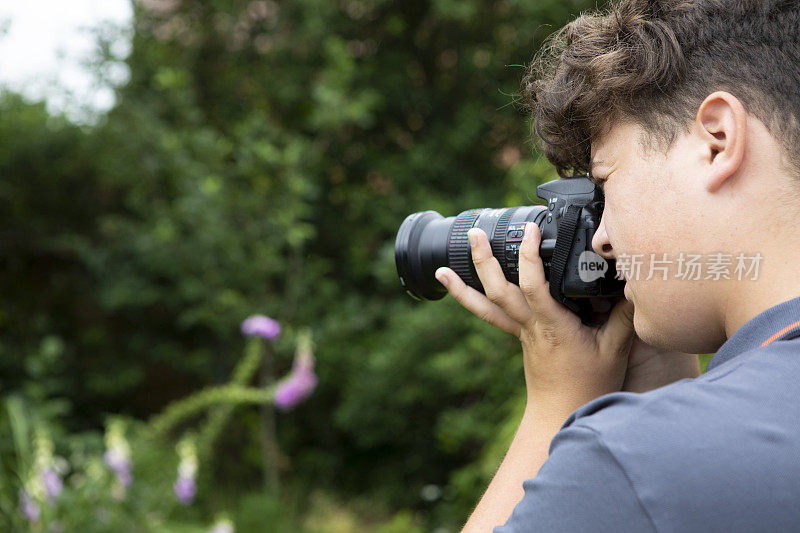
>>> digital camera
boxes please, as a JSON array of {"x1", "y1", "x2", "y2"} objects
[{"x1": 394, "y1": 174, "x2": 624, "y2": 326}]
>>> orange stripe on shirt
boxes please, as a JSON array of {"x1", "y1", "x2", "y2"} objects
[{"x1": 761, "y1": 320, "x2": 800, "y2": 347}]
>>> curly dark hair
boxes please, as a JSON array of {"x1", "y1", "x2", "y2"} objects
[{"x1": 522, "y1": 0, "x2": 800, "y2": 178}]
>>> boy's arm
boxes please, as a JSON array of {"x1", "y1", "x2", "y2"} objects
[
  {"x1": 434, "y1": 226, "x2": 699, "y2": 531},
  {"x1": 460, "y1": 339, "x2": 700, "y2": 532},
  {"x1": 460, "y1": 401, "x2": 562, "y2": 532}
]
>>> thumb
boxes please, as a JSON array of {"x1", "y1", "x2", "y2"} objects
[{"x1": 599, "y1": 298, "x2": 636, "y2": 355}]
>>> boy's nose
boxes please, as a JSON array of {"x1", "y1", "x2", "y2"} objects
[{"x1": 592, "y1": 217, "x2": 614, "y2": 260}]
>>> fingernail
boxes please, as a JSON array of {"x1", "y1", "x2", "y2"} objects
[
  {"x1": 523, "y1": 222, "x2": 536, "y2": 243},
  {"x1": 435, "y1": 268, "x2": 449, "y2": 286},
  {"x1": 468, "y1": 230, "x2": 477, "y2": 247}
]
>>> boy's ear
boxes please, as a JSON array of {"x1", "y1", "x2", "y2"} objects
[{"x1": 695, "y1": 91, "x2": 746, "y2": 193}]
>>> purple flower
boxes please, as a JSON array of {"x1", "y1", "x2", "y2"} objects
[
  {"x1": 104, "y1": 450, "x2": 133, "y2": 487},
  {"x1": 19, "y1": 489, "x2": 40, "y2": 523},
  {"x1": 240, "y1": 315, "x2": 281, "y2": 340},
  {"x1": 104, "y1": 421, "x2": 133, "y2": 493},
  {"x1": 41, "y1": 468, "x2": 63, "y2": 505},
  {"x1": 174, "y1": 436, "x2": 198, "y2": 505},
  {"x1": 274, "y1": 358, "x2": 318, "y2": 411},
  {"x1": 174, "y1": 474, "x2": 196, "y2": 505}
]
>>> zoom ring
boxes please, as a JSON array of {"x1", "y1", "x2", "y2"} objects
[{"x1": 448, "y1": 209, "x2": 483, "y2": 289}]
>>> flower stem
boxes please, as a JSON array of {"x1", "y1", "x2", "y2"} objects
[
  {"x1": 261, "y1": 341, "x2": 281, "y2": 497},
  {"x1": 148, "y1": 385, "x2": 276, "y2": 438}
]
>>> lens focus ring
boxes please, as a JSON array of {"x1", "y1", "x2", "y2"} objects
[
  {"x1": 491, "y1": 207, "x2": 518, "y2": 280},
  {"x1": 448, "y1": 209, "x2": 482, "y2": 289}
]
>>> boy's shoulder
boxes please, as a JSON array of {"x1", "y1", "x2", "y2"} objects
[
  {"x1": 552, "y1": 339, "x2": 800, "y2": 529},
  {"x1": 496, "y1": 339, "x2": 800, "y2": 533},
  {"x1": 568, "y1": 336, "x2": 800, "y2": 439}
]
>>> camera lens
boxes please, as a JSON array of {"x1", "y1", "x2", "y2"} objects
[{"x1": 395, "y1": 206, "x2": 549, "y2": 300}]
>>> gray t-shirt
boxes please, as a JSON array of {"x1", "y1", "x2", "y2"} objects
[{"x1": 495, "y1": 295, "x2": 800, "y2": 532}]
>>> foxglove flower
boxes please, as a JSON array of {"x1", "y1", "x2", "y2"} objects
[
  {"x1": 19, "y1": 488, "x2": 40, "y2": 523},
  {"x1": 174, "y1": 436, "x2": 198, "y2": 505},
  {"x1": 274, "y1": 333, "x2": 317, "y2": 411},
  {"x1": 31, "y1": 428, "x2": 65, "y2": 506},
  {"x1": 26, "y1": 426, "x2": 68, "y2": 509},
  {"x1": 104, "y1": 421, "x2": 133, "y2": 490},
  {"x1": 103, "y1": 449, "x2": 133, "y2": 487},
  {"x1": 174, "y1": 475, "x2": 196, "y2": 505},
  {"x1": 240, "y1": 315, "x2": 281, "y2": 340},
  {"x1": 41, "y1": 468, "x2": 63, "y2": 505}
]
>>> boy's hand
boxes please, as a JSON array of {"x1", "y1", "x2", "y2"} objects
[
  {"x1": 623, "y1": 335, "x2": 700, "y2": 392},
  {"x1": 434, "y1": 224, "x2": 688, "y2": 423}
]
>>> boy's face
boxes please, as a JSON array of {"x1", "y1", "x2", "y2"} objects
[{"x1": 590, "y1": 121, "x2": 729, "y2": 353}]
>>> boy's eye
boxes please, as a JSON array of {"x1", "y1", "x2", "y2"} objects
[{"x1": 589, "y1": 173, "x2": 607, "y2": 189}]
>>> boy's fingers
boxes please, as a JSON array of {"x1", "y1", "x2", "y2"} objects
[
  {"x1": 467, "y1": 228, "x2": 535, "y2": 325},
  {"x1": 598, "y1": 297, "x2": 636, "y2": 356},
  {"x1": 518, "y1": 222, "x2": 577, "y2": 328},
  {"x1": 435, "y1": 267, "x2": 521, "y2": 337}
]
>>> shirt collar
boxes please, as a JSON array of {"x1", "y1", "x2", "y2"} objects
[{"x1": 707, "y1": 295, "x2": 800, "y2": 372}]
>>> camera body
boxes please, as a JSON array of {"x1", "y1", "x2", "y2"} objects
[{"x1": 394, "y1": 174, "x2": 624, "y2": 326}]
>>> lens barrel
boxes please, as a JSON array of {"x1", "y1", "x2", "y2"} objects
[{"x1": 395, "y1": 206, "x2": 549, "y2": 301}]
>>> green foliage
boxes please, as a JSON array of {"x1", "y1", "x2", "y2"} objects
[
  {"x1": 0, "y1": 334, "x2": 314, "y2": 531},
  {"x1": 0, "y1": 0, "x2": 600, "y2": 530}
]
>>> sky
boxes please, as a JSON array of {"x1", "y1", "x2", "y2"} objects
[{"x1": 0, "y1": 0, "x2": 133, "y2": 121}]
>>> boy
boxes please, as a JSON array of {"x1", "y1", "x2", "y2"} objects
[{"x1": 433, "y1": 1, "x2": 800, "y2": 530}]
